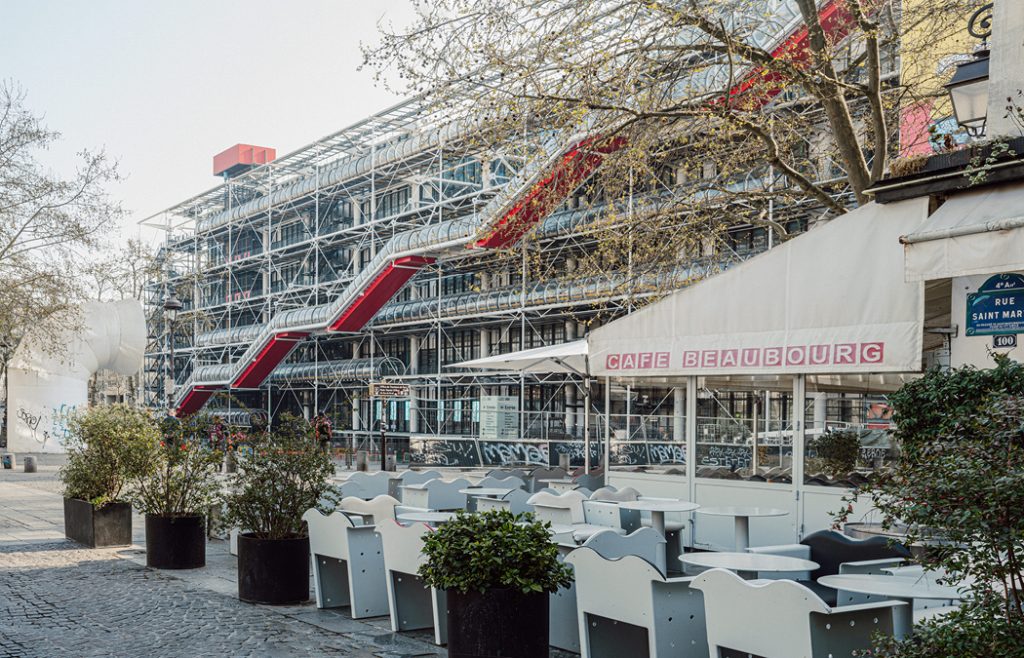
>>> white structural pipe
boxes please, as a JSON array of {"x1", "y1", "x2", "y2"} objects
[{"x1": 6, "y1": 300, "x2": 146, "y2": 454}]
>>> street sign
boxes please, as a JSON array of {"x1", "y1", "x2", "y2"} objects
[
  {"x1": 993, "y1": 334, "x2": 1018, "y2": 349},
  {"x1": 966, "y1": 273, "x2": 1024, "y2": 336},
  {"x1": 369, "y1": 382, "x2": 410, "y2": 398}
]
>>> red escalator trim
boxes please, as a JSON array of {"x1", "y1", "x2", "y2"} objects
[
  {"x1": 475, "y1": 136, "x2": 627, "y2": 250},
  {"x1": 232, "y1": 331, "x2": 309, "y2": 389},
  {"x1": 176, "y1": 386, "x2": 220, "y2": 417},
  {"x1": 726, "y1": 1, "x2": 854, "y2": 108},
  {"x1": 329, "y1": 255, "x2": 436, "y2": 332},
  {"x1": 474, "y1": 1, "x2": 852, "y2": 251}
]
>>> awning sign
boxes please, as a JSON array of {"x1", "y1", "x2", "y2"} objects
[{"x1": 966, "y1": 273, "x2": 1024, "y2": 336}]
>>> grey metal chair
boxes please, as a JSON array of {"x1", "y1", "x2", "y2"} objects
[
  {"x1": 568, "y1": 548, "x2": 709, "y2": 658},
  {"x1": 302, "y1": 509, "x2": 388, "y2": 618},
  {"x1": 693, "y1": 568, "x2": 905, "y2": 657},
  {"x1": 550, "y1": 528, "x2": 665, "y2": 653}
]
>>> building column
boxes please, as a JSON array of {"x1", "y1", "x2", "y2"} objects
[
  {"x1": 479, "y1": 328, "x2": 490, "y2": 359},
  {"x1": 813, "y1": 392, "x2": 827, "y2": 431},
  {"x1": 673, "y1": 386, "x2": 685, "y2": 442}
]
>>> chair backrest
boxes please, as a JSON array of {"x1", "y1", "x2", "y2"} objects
[
  {"x1": 529, "y1": 467, "x2": 569, "y2": 491},
  {"x1": 589, "y1": 486, "x2": 640, "y2": 502},
  {"x1": 389, "y1": 470, "x2": 442, "y2": 498},
  {"x1": 339, "y1": 494, "x2": 400, "y2": 524},
  {"x1": 302, "y1": 508, "x2": 356, "y2": 560},
  {"x1": 376, "y1": 519, "x2": 434, "y2": 574},
  {"x1": 429, "y1": 477, "x2": 471, "y2": 510},
  {"x1": 801, "y1": 530, "x2": 912, "y2": 579},
  {"x1": 566, "y1": 547, "x2": 664, "y2": 626},
  {"x1": 476, "y1": 474, "x2": 526, "y2": 490},
  {"x1": 526, "y1": 490, "x2": 586, "y2": 524},
  {"x1": 346, "y1": 471, "x2": 392, "y2": 497},
  {"x1": 501, "y1": 488, "x2": 533, "y2": 514},
  {"x1": 582, "y1": 500, "x2": 622, "y2": 529},
  {"x1": 486, "y1": 468, "x2": 529, "y2": 481},
  {"x1": 338, "y1": 480, "x2": 369, "y2": 500},
  {"x1": 692, "y1": 568, "x2": 827, "y2": 658},
  {"x1": 581, "y1": 527, "x2": 665, "y2": 569}
]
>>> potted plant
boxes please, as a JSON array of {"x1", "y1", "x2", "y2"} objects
[
  {"x1": 419, "y1": 509, "x2": 573, "y2": 658},
  {"x1": 60, "y1": 404, "x2": 157, "y2": 548},
  {"x1": 224, "y1": 414, "x2": 333, "y2": 604},
  {"x1": 131, "y1": 414, "x2": 223, "y2": 569}
]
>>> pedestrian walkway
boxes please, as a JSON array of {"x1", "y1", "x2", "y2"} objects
[{"x1": 0, "y1": 467, "x2": 446, "y2": 658}]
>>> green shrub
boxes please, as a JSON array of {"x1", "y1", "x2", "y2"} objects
[
  {"x1": 223, "y1": 414, "x2": 333, "y2": 539},
  {"x1": 810, "y1": 429, "x2": 861, "y2": 478},
  {"x1": 59, "y1": 404, "x2": 159, "y2": 507},
  {"x1": 836, "y1": 356, "x2": 1024, "y2": 654},
  {"x1": 418, "y1": 509, "x2": 573, "y2": 594},
  {"x1": 130, "y1": 414, "x2": 224, "y2": 517}
]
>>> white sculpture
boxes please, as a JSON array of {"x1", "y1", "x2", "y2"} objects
[{"x1": 6, "y1": 299, "x2": 145, "y2": 453}]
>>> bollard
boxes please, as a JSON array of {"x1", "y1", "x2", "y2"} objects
[
  {"x1": 356, "y1": 450, "x2": 369, "y2": 472},
  {"x1": 2, "y1": 453, "x2": 15, "y2": 469},
  {"x1": 385, "y1": 455, "x2": 397, "y2": 472},
  {"x1": 23, "y1": 456, "x2": 37, "y2": 473},
  {"x1": 558, "y1": 453, "x2": 570, "y2": 470}
]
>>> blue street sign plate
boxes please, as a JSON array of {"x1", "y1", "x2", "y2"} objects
[{"x1": 966, "y1": 274, "x2": 1024, "y2": 336}]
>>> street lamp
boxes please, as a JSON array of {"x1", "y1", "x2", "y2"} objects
[
  {"x1": 945, "y1": 3, "x2": 993, "y2": 137},
  {"x1": 945, "y1": 50, "x2": 990, "y2": 136},
  {"x1": 163, "y1": 292, "x2": 183, "y2": 411}
]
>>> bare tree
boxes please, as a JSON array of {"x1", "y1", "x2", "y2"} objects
[
  {"x1": 0, "y1": 82, "x2": 123, "y2": 430},
  {"x1": 364, "y1": 0, "x2": 978, "y2": 292}
]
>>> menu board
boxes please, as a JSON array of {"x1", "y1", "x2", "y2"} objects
[{"x1": 479, "y1": 396, "x2": 520, "y2": 440}]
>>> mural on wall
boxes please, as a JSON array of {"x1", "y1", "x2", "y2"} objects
[{"x1": 5, "y1": 300, "x2": 145, "y2": 454}]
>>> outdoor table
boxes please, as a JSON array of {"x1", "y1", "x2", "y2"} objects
[
  {"x1": 818, "y1": 573, "x2": 965, "y2": 638},
  {"x1": 680, "y1": 552, "x2": 819, "y2": 579},
  {"x1": 619, "y1": 500, "x2": 700, "y2": 536},
  {"x1": 695, "y1": 506, "x2": 790, "y2": 551},
  {"x1": 396, "y1": 511, "x2": 457, "y2": 526}
]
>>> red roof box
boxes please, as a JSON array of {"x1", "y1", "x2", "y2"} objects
[{"x1": 213, "y1": 144, "x2": 276, "y2": 178}]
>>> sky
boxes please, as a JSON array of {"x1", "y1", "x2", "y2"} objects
[{"x1": 2, "y1": 0, "x2": 417, "y2": 242}]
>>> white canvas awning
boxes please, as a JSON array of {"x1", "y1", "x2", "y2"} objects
[
  {"x1": 589, "y1": 198, "x2": 929, "y2": 378},
  {"x1": 448, "y1": 339, "x2": 589, "y2": 375},
  {"x1": 902, "y1": 183, "x2": 1024, "y2": 281}
]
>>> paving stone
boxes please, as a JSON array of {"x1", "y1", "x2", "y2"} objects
[{"x1": 0, "y1": 469, "x2": 579, "y2": 658}]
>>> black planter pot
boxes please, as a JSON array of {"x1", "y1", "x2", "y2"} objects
[
  {"x1": 447, "y1": 588, "x2": 549, "y2": 658},
  {"x1": 145, "y1": 514, "x2": 206, "y2": 569},
  {"x1": 63, "y1": 497, "x2": 132, "y2": 548},
  {"x1": 236, "y1": 533, "x2": 310, "y2": 605}
]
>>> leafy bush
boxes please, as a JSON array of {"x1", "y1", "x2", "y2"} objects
[
  {"x1": 130, "y1": 414, "x2": 224, "y2": 517},
  {"x1": 836, "y1": 356, "x2": 1024, "y2": 654},
  {"x1": 809, "y1": 429, "x2": 861, "y2": 478},
  {"x1": 223, "y1": 414, "x2": 333, "y2": 539},
  {"x1": 862, "y1": 593, "x2": 1024, "y2": 657},
  {"x1": 60, "y1": 404, "x2": 159, "y2": 507},
  {"x1": 419, "y1": 509, "x2": 573, "y2": 594}
]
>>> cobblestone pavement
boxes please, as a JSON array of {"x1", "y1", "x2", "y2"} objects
[{"x1": 0, "y1": 467, "x2": 451, "y2": 658}]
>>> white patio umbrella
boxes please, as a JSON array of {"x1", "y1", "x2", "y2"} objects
[{"x1": 448, "y1": 339, "x2": 596, "y2": 472}]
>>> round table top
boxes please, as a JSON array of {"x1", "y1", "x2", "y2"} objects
[
  {"x1": 695, "y1": 506, "x2": 790, "y2": 518},
  {"x1": 396, "y1": 511, "x2": 457, "y2": 524},
  {"x1": 680, "y1": 552, "x2": 819, "y2": 573},
  {"x1": 459, "y1": 487, "x2": 515, "y2": 497},
  {"x1": 818, "y1": 574, "x2": 965, "y2": 600},
  {"x1": 619, "y1": 500, "x2": 701, "y2": 513}
]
